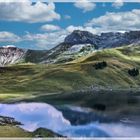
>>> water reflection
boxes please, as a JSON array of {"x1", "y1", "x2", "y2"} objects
[
  {"x1": 0, "y1": 103, "x2": 70, "y2": 132},
  {"x1": 0, "y1": 103, "x2": 140, "y2": 137}
]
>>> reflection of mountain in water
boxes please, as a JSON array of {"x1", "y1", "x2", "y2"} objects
[
  {"x1": 0, "y1": 103, "x2": 140, "y2": 137},
  {"x1": 0, "y1": 103, "x2": 70, "y2": 132},
  {"x1": 57, "y1": 105, "x2": 118, "y2": 125}
]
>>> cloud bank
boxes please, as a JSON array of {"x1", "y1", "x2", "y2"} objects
[
  {"x1": 0, "y1": 1, "x2": 60, "y2": 23},
  {"x1": 86, "y1": 9, "x2": 140, "y2": 32},
  {"x1": 0, "y1": 31, "x2": 21, "y2": 42}
]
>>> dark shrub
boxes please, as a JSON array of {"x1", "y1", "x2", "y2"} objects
[
  {"x1": 93, "y1": 103, "x2": 106, "y2": 111},
  {"x1": 128, "y1": 68, "x2": 139, "y2": 77},
  {"x1": 94, "y1": 61, "x2": 107, "y2": 70}
]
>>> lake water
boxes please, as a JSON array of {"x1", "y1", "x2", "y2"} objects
[{"x1": 0, "y1": 102, "x2": 140, "y2": 137}]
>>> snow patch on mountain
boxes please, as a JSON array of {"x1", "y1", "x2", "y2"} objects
[
  {"x1": 2, "y1": 45, "x2": 17, "y2": 49},
  {"x1": 67, "y1": 44, "x2": 92, "y2": 54},
  {"x1": 0, "y1": 46, "x2": 26, "y2": 66}
]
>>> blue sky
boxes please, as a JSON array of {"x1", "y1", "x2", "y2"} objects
[{"x1": 0, "y1": 1, "x2": 140, "y2": 50}]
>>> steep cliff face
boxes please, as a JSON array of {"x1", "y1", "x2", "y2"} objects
[{"x1": 0, "y1": 46, "x2": 26, "y2": 66}]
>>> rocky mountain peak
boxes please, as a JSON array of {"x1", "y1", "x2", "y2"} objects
[
  {"x1": 64, "y1": 30, "x2": 98, "y2": 45},
  {"x1": 64, "y1": 30, "x2": 140, "y2": 49},
  {"x1": 125, "y1": 31, "x2": 140, "y2": 40}
]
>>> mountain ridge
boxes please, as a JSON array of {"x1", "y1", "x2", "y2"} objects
[
  {"x1": 43, "y1": 30, "x2": 140, "y2": 63},
  {"x1": 0, "y1": 30, "x2": 140, "y2": 66},
  {"x1": 64, "y1": 30, "x2": 140, "y2": 48}
]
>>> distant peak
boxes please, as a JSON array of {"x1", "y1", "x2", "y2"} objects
[
  {"x1": 64, "y1": 30, "x2": 96, "y2": 45},
  {"x1": 72, "y1": 30, "x2": 86, "y2": 33},
  {"x1": 71, "y1": 30, "x2": 94, "y2": 35}
]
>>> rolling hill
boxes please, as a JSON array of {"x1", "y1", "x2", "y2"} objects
[{"x1": 0, "y1": 45, "x2": 140, "y2": 99}]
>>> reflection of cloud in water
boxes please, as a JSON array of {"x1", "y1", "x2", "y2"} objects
[
  {"x1": 59, "y1": 123, "x2": 109, "y2": 137},
  {"x1": 96, "y1": 123, "x2": 140, "y2": 137},
  {"x1": 60, "y1": 122, "x2": 140, "y2": 137},
  {"x1": 65, "y1": 105, "x2": 93, "y2": 113},
  {"x1": 0, "y1": 103, "x2": 140, "y2": 137},
  {"x1": 0, "y1": 103, "x2": 70, "y2": 132}
]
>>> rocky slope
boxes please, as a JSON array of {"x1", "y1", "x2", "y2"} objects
[
  {"x1": 0, "y1": 46, "x2": 26, "y2": 66},
  {"x1": 0, "y1": 46, "x2": 48, "y2": 66}
]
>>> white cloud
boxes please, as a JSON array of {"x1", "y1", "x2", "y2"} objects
[
  {"x1": 74, "y1": 0, "x2": 96, "y2": 13},
  {"x1": 0, "y1": 1, "x2": 60, "y2": 23},
  {"x1": 40, "y1": 24, "x2": 61, "y2": 32},
  {"x1": 86, "y1": 9, "x2": 140, "y2": 33},
  {"x1": 66, "y1": 25, "x2": 84, "y2": 32},
  {"x1": 24, "y1": 25, "x2": 96, "y2": 49},
  {"x1": 112, "y1": 0, "x2": 124, "y2": 9},
  {"x1": 23, "y1": 30, "x2": 68, "y2": 49},
  {"x1": 28, "y1": 25, "x2": 100, "y2": 49},
  {"x1": 0, "y1": 0, "x2": 28, "y2": 2},
  {"x1": 24, "y1": 26, "x2": 97, "y2": 49},
  {"x1": 66, "y1": 25, "x2": 100, "y2": 34},
  {"x1": 2, "y1": 9, "x2": 140, "y2": 50},
  {"x1": 0, "y1": 31, "x2": 21, "y2": 42},
  {"x1": 0, "y1": 30, "x2": 67, "y2": 50},
  {"x1": 64, "y1": 15, "x2": 71, "y2": 20}
]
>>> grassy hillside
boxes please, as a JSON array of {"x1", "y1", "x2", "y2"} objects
[
  {"x1": 0, "y1": 45, "x2": 140, "y2": 102},
  {"x1": 0, "y1": 126, "x2": 62, "y2": 137},
  {"x1": 0, "y1": 126, "x2": 32, "y2": 137}
]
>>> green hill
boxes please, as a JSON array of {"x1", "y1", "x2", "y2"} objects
[
  {"x1": 0, "y1": 45, "x2": 140, "y2": 102},
  {"x1": 0, "y1": 126, "x2": 62, "y2": 137}
]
